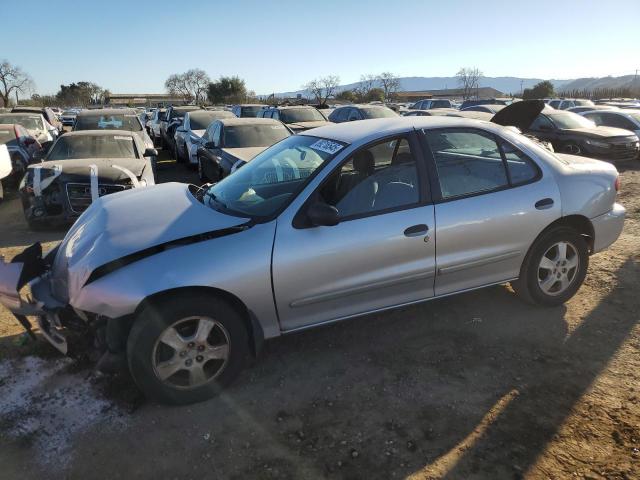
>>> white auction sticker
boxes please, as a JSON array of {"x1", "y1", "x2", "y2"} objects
[{"x1": 309, "y1": 139, "x2": 344, "y2": 155}]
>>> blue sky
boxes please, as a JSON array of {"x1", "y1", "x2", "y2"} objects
[{"x1": 5, "y1": 0, "x2": 639, "y2": 95}]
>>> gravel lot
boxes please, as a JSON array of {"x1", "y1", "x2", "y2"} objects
[{"x1": 0, "y1": 150, "x2": 638, "y2": 479}]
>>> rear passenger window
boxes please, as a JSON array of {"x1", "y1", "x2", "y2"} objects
[
  {"x1": 424, "y1": 129, "x2": 508, "y2": 199},
  {"x1": 500, "y1": 142, "x2": 539, "y2": 185}
]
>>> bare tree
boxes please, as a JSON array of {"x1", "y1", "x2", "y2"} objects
[
  {"x1": 165, "y1": 69, "x2": 211, "y2": 103},
  {"x1": 354, "y1": 74, "x2": 377, "y2": 101},
  {"x1": 456, "y1": 67, "x2": 483, "y2": 100},
  {"x1": 0, "y1": 60, "x2": 33, "y2": 107},
  {"x1": 303, "y1": 75, "x2": 340, "y2": 105},
  {"x1": 377, "y1": 72, "x2": 400, "y2": 102}
]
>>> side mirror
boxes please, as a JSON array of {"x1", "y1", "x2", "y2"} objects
[
  {"x1": 307, "y1": 202, "x2": 339, "y2": 227},
  {"x1": 143, "y1": 148, "x2": 158, "y2": 157}
]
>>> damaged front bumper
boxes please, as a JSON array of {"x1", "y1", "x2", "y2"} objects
[{"x1": 0, "y1": 245, "x2": 69, "y2": 354}]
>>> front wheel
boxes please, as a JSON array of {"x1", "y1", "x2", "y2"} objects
[
  {"x1": 127, "y1": 293, "x2": 249, "y2": 405},
  {"x1": 513, "y1": 227, "x2": 589, "y2": 306}
]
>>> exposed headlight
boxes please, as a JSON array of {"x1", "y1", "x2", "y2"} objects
[{"x1": 585, "y1": 139, "x2": 611, "y2": 149}]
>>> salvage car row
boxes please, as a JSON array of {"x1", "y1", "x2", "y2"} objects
[{"x1": 0, "y1": 98, "x2": 627, "y2": 405}]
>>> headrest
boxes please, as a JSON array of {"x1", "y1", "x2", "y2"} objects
[{"x1": 353, "y1": 150, "x2": 375, "y2": 174}]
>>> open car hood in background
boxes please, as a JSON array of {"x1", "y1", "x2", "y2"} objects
[{"x1": 491, "y1": 100, "x2": 546, "y2": 131}]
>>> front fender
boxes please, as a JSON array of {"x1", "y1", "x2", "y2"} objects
[{"x1": 71, "y1": 221, "x2": 281, "y2": 339}]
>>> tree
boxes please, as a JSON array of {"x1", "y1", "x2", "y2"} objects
[
  {"x1": 165, "y1": 69, "x2": 211, "y2": 103},
  {"x1": 0, "y1": 60, "x2": 33, "y2": 107},
  {"x1": 207, "y1": 76, "x2": 248, "y2": 104},
  {"x1": 353, "y1": 74, "x2": 377, "y2": 101},
  {"x1": 377, "y1": 72, "x2": 400, "y2": 101},
  {"x1": 303, "y1": 75, "x2": 340, "y2": 106},
  {"x1": 365, "y1": 88, "x2": 385, "y2": 102},
  {"x1": 55, "y1": 82, "x2": 106, "y2": 107},
  {"x1": 456, "y1": 67, "x2": 483, "y2": 100},
  {"x1": 335, "y1": 89, "x2": 357, "y2": 102},
  {"x1": 522, "y1": 80, "x2": 555, "y2": 100}
]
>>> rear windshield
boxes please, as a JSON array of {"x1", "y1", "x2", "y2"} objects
[
  {"x1": 224, "y1": 124, "x2": 290, "y2": 148},
  {"x1": 0, "y1": 114, "x2": 44, "y2": 130},
  {"x1": 190, "y1": 112, "x2": 234, "y2": 130},
  {"x1": 47, "y1": 135, "x2": 138, "y2": 160},
  {"x1": 360, "y1": 107, "x2": 399, "y2": 119},
  {"x1": 240, "y1": 106, "x2": 263, "y2": 117},
  {"x1": 74, "y1": 114, "x2": 142, "y2": 132},
  {"x1": 280, "y1": 108, "x2": 325, "y2": 123},
  {"x1": 0, "y1": 130, "x2": 15, "y2": 144}
]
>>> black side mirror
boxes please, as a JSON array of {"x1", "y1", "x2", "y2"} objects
[
  {"x1": 307, "y1": 202, "x2": 339, "y2": 227},
  {"x1": 144, "y1": 148, "x2": 158, "y2": 157}
]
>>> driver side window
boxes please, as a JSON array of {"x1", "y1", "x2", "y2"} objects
[{"x1": 320, "y1": 137, "x2": 421, "y2": 219}]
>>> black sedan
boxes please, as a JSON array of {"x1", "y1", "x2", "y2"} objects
[
  {"x1": 526, "y1": 109, "x2": 639, "y2": 162},
  {"x1": 196, "y1": 118, "x2": 292, "y2": 182}
]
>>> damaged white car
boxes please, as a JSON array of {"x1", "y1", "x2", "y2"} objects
[
  {"x1": 0, "y1": 115, "x2": 625, "y2": 405},
  {"x1": 19, "y1": 130, "x2": 156, "y2": 228}
]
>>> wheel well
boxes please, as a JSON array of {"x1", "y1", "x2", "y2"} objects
[
  {"x1": 134, "y1": 286, "x2": 263, "y2": 357},
  {"x1": 539, "y1": 215, "x2": 595, "y2": 253}
]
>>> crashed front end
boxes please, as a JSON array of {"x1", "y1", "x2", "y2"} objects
[{"x1": 19, "y1": 160, "x2": 150, "y2": 227}]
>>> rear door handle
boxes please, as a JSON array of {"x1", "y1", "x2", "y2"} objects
[
  {"x1": 535, "y1": 198, "x2": 554, "y2": 210},
  {"x1": 404, "y1": 224, "x2": 429, "y2": 237}
]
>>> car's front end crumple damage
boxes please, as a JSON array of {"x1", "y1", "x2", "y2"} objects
[
  {"x1": 19, "y1": 158, "x2": 153, "y2": 227},
  {"x1": 1, "y1": 182, "x2": 279, "y2": 363}
]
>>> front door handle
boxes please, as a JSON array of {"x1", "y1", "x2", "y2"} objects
[
  {"x1": 404, "y1": 224, "x2": 429, "y2": 237},
  {"x1": 535, "y1": 198, "x2": 554, "y2": 210}
]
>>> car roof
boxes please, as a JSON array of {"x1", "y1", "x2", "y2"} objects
[
  {"x1": 76, "y1": 108, "x2": 137, "y2": 116},
  {"x1": 216, "y1": 118, "x2": 283, "y2": 126},
  {"x1": 59, "y1": 129, "x2": 137, "y2": 137},
  {"x1": 300, "y1": 116, "x2": 501, "y2": 144},
  {"x1": 268, "y1": 105, "x2": 317, "y2": 110}
]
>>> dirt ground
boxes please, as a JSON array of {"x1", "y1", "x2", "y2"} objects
[{"x1": 0, "y1": 150, "x2": 638, "y2": 480}]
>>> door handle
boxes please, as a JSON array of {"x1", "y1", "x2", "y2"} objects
[
  {"x1": 535, "y1": 198, "x2": 554, "y2": 210},
  {"x1": 404, "y1": 224, "x2": 429, "y2": 237}
]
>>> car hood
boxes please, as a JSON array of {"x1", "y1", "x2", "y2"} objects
[
  {"x1": 221, "y1": 147, "x2": 267, "y2": 162},
  {"x1": 287, "y1": 120, "x2": 331, "y2": 131},
  {"x1": 491, "y1": 100, "x2": 545, "y2": 130},
  {"x1": 52, "y1": 182, "x2": 250, "y2": 300},
  {"x1": 562, "y1": 126, "x2": 637, "y2": 139},
  {"x1": 34, "y1": 158, "x2": 147, "y2": 182}
]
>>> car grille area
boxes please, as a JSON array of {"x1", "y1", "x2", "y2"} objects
[{"x1": 65, "y1": 183, "x2": 129, "y2": 214}]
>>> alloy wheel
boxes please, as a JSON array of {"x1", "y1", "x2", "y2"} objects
[
  {"x1": 152, "y1": 316, "x2": 230, "y2": 389},
  {"x1": 537, "y1": 241, "x2": 580, "y2": 296}
]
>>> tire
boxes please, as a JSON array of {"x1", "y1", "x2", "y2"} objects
[
  {"x1": 127, "y1": 292, "x2": 249, "y2": 405},
  {"x1": 513, "y1": 227, "x2": 589, "y2": 306}
]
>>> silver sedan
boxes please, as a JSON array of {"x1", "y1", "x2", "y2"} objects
[{"x1": 0, "y1": 116, "x2": 625, "y2": 404}]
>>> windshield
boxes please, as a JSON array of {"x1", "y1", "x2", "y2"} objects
[
  {"x1": 74, "y1": 114, "x2": 142, "y2": 131},
  {"x1": 190, "y1": 112, "x2": 232, "y2": 130},
  {"x1": 223, "y1": 124, "x2": 290, "y2": 148},
  {"x1": 240, "y1": 106, "x2": 262, "y2": 117},
  {"x1": 280, "y1": 108, "x2": 325, "y2": 123},
  {"x1": 0, "y1": 129, "x2": 15, "y2": 144},
  {"x1": 573, "y1": 100, "x2": 594, "y2": 107},
  {"x1": 627, "y1": 112, "x2": 640, "y2": 123},
  {"x1": 548, "y1": 113, "x2": 596, "y2": 129},
  {"x1": 0, "y1": 114, "x2": 44, "y2": 130},
  {"x1": 205, "y1": 135, "x2": 344, "y2": 217},
  {"x1": 360, "y1": 107, "x2": 399, "y2": 119},
  {"x1": 47, "y1": 134, "x2": 138, "y2": 160}
]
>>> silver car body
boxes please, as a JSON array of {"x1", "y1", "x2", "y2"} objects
[
  {"x1": 0, "y1": 113, "x2": 57, "y2": 144},
  {"x1": 0, "y1": 117, "x2": 625, "y2": 352}
]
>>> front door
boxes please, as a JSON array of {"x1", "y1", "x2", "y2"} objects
[{"x1": 273, "y1": 134, "x2": 436, "y2": 331}]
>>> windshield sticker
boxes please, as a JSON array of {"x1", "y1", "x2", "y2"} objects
[
  {"x1": 309, "y1": 139, "x2": 344, "y2": 155},
  {"x1": 113, "y1": 136, "x2": 131, "y2": 140}
]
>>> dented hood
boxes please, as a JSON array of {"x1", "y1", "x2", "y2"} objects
[
  {"x1": 35, "y1": 157, "x2": 147, "y2": 182},
  {"x1": 491, "y1": 100, "x2": 546, "y2": 131},
  {"x1": 52, "y1": 182, "x2": 250, "y2": 296}
]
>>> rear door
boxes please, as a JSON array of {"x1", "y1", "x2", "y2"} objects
[{"x1": 421, "y1": 127, "x2": 560, "y2": 296}]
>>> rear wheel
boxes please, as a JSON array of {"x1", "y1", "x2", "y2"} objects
[
  {"x1": 513, "y1": 227, "x2": 588, "y2": 306},
  {"x1": 127, "y1": 293, "x2": 249, "y2": 405}
]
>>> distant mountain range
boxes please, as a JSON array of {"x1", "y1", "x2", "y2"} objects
[{"x1": 269, "y1": 75, "x2": 639, "y2": 98}]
